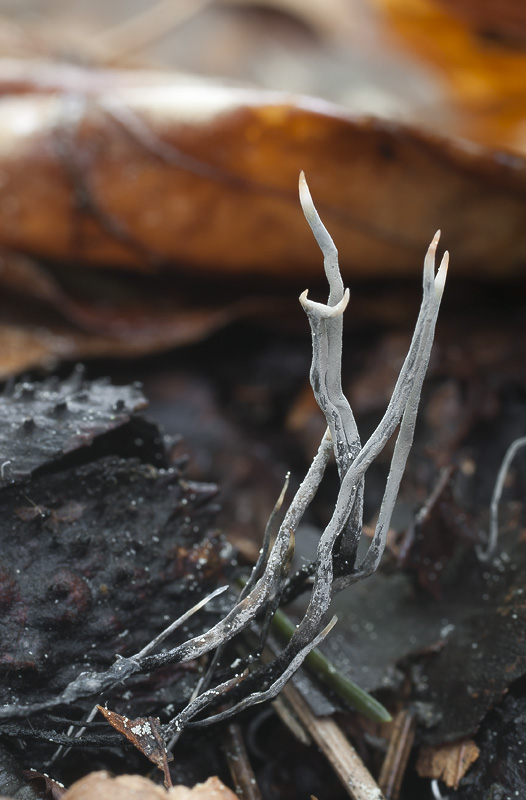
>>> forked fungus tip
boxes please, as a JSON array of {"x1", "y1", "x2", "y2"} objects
[
  {"x1": 298, "y1": 171, "x2": 316, "y2": 220},
  {"x1": 300, "y1": 288, "x2": 350, "y2": 318},
  {"x1": 434, "y1": 251, "x2": 449, "y2": 295},
  {"x1": 424, "y1": 230, "x2": 443, "y2": 286}
]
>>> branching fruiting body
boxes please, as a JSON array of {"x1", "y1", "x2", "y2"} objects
[{"x1": 0, "y1": 174, "x2": 448, "y2": 757}]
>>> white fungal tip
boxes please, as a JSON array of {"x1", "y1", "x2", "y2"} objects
[
  {"x1": 299, "y1": 171, "x2": 315, "y2": 219},
  {"x1": 323, "y1": 615, "x2": 338, "y2": 635},
  {"x1": 424, "y1": 231, "x2": 441, "y2": 286},
  {"x1": 300, "y1": 288, "x2": 350, "y2": 318},
  {"x1": 299, "y1": 288, "x2": 309, "y2": 306},
  {"x1": 434, "y1": 250, "x2": 449, "y2": 295},
  {"x1": 328, "y1": 287, "x2": 350, "y2": 317}
]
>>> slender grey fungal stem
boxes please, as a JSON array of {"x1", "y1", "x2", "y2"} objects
[
  {"x1": 184, "y1": 617, "x2": 338, "y2": 729},
  {"x1": 478, "y1": 435, "x2": 526, "y2": 562},
  {"x1": 299, "y1": 172, "x2": 364, "y2": 562}
]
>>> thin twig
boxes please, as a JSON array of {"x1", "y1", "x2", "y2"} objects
[
  {"x1": 222, "y1": 722, "x2": 262, "y2": 800},
  {"x1": 378, "y1": 709, "x2": 416, "y2": 800}
]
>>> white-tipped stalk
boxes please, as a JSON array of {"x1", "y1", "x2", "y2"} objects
[
  {"x1": 299, "y1": 171, "x2": 334, "y2": 254},
  {"x1": 299, "y1": 171, "x2": 343, "y2": 303},
  {"x1": 298, "y1": 171, "x2": 316, "y2": 226}
]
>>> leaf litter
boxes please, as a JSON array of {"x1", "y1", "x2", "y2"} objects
[
  {"x1": 0, "y1": 52, "x2": 524, "y2": 375},
  {"x1": 1, "y1": 2, "x2": 526, "y2": 798}
]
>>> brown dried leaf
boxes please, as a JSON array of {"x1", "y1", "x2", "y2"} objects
[
  {"x1": 374, "y1": 0, "x2": 526, "y2": 151},
  {"x1": 61, "y1": 773, "x2": 239, "y2": 800},
  {"x1": 0, "y1": 248, "x2": 268, "y2": 377},
  {"x1": 169, "y1": 777, "x2": 240, "y2": 800},
  {"x1": 1, "y1": 55, "x2": 525, "y2": 378},
  {"x1": 416, "y1": 738, "x2": 480, "y2": 789},
  {"x1": 0, "y1": 65, "x2": 524, "y2": 279},
  {"x1": 61, "y1": 773, "x2": 166, "y2": 800},
  {"x1": 0, "y1": 308, "x2": 257, "y2": 379},
  {"x1": 23, "y1": 769, "x2": 67, "y2": 800},
  {"x1": 436, "y1": 0, "x2": 526, "y2": 47},
  {"x1": 97, "y1": 707, "x2": 172, "y2": 788}
]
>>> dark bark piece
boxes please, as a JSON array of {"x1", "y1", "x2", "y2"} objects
[
  {"x1": 0, "y1": 453, "x2": 227, "y2": 706},
  {"x1": 412, "y1": 529, "x2": 526, "y2": 744},
  {"x1": 0, "y1": 373, "x2": 231, "y2": 718},
  {"x1": 0, "y1": 744, "x2": 44, "y2": 800},
  {"x1": 453, "y1": 693, "x2": 526, "y2": 798},
  {"x1": 0, "y1": 369, "x2": 148, "y2": 486}
]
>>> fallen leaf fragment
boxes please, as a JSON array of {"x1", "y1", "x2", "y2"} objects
[
  {"x1": 374, "y1": 0, "x2": 526, "y2": 151},
  {"x1": 416, "y1": 738, "x2": 480, "y2": 789},
  {"x1": 97, "y1": 707, "x2": 172, "y2": 788},
  {"x1": 61, "y1": 772, "x2": 239, "y2": 800},
  {"x1": 0, "y1": 64, "x2": 525, "y2": 278},
  {"x1": 23, "y1": 769, "x2": 66, "y2": 800},
  {"x1": 436, "y1": 0, "x2": 526, "y2": 47},
  {"x1": 0, "y1": 250, "x2": 271, "y2": 378},
  {"x1": 0, "y1": 370, "x2": 147, "y2": 486},
  {"x1": 169, "y1": 777, "x2": 240, "y2": 800},
  {"x1": 1, "y1": 59, "x2": 526, "y2": 378}
]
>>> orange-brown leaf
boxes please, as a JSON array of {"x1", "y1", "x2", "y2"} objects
[
  {"x1": 374, "y1": 0, "x2": 526, "y2": 151},
  {"x1": 60, "y1": 772, "x2": 240, "y2": 800},
  {"x1": 0, "y1": 71, "x2": 525, "y2": 279},
  {"x1": 416, "y1": 738, "x2": 480, "y2": 789},
  {"x1": 97, "y1": 707, "x2": 172, "y2": 788}
]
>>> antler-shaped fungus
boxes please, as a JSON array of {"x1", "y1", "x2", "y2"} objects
[{"x1": 0, "y1": 174, "x2": 448, "y2": 757}]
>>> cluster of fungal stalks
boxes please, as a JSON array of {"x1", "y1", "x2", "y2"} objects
[{"x1": 0, "y1": 174, "x2": 448, "y2": 759}]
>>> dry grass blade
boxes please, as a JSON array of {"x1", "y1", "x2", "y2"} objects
[
  {"x1": 222, "y1": 722, "x2": 262, "y2": 800},
  {"x1": 378, "y1": 710, "x2": 416, "y2": 800},
  {"x1": 280, "y1": 680, "x2": 385, "y2": 800}
]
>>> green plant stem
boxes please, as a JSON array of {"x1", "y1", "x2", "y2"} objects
[
  {"x1": 237, "y1": 576, "x2": 391, "y2": 724},
  {"x1": 271, "y1": 605, "x2": 392, "y2": 724}
]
